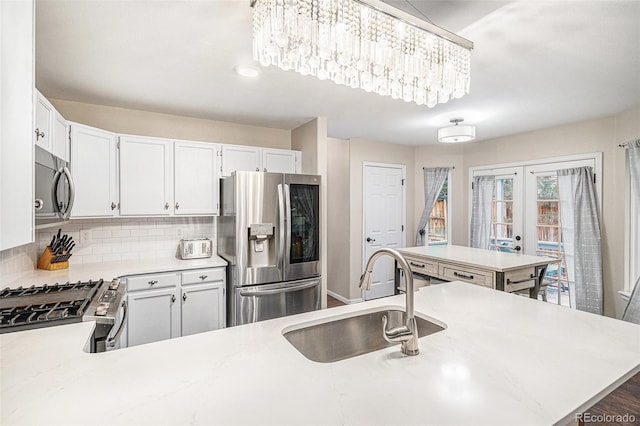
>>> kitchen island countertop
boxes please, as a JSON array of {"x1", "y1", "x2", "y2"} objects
[{"x1": 1, "y1": 282, "x2": 639, "y2": 425}]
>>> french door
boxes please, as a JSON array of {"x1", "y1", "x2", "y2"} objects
[{"x1": 471, "y1": 155, "x2": 601, "y2": 306}]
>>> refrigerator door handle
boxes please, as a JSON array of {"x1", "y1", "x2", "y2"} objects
[
  {"x1": 239, "y1": 280, "x2": 319, "y2": 297},
  {"x1": 277, "y1": 183, "x2": 285, "y2": 267},
  {"x1": 284, "y1": 183, "x2": 291, "y2": 263}
]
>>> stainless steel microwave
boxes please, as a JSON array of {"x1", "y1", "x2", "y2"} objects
[{"x1": 34, "y1": 146, "x2": 75, "y2": 229}]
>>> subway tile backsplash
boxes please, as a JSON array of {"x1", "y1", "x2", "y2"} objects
[
  {"x1": 1, "y1": 217, "x2": 216, "y2": 278},
  {"x1": 36, "y1": 217, "x2": 217, "y2": 265}
]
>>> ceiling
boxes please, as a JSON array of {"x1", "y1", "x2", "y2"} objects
[{"x1": 35, "y1": 0, "x2": 640, "y2": 146}]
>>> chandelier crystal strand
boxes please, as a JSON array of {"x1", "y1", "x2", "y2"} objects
[{"x1": 252, "y1": 0, "x2": 471, "y2": 107}]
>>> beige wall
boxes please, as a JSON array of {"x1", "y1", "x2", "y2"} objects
[
  {"x1": 291, "y1": 118, "x2": 329, "y2": 308},
  {"x1": 51, "y1": 99, "x2": 291, "y2": 149},
  {"x1": 326, "y1": 138, "x2": 351, "y2": 298},
  {"x1": 347, "y1": 138, "x2": 415, "y2": 300}
]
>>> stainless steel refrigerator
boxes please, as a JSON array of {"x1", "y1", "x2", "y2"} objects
[{"x1": 218, "y1": 171, "x2": 321, "y2": 326}]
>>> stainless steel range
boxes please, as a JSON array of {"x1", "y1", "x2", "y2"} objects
[{"x1": 0, "y1": 278, "x2": 127, "y2": 352}]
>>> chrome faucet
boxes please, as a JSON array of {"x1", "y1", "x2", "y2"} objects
[{"x1": 359, "y1": 248, "x2": 419, "y2": 356}]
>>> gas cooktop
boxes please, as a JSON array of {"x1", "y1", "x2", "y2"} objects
[{"x1": 0, "y1": 279, "x2": 121, "y2": 334}]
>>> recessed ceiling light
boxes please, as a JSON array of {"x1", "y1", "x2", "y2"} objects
[{"x1": 235, "y1": 66, "x2": 260, "y2": 78}]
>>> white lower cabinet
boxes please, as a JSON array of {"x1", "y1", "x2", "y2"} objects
[
  {"x1": 127, "y1": 286, "x2": 181, "y2": 347},
  {"x1": 124, "y1": 268, "x2": 225, "y2": 347}
]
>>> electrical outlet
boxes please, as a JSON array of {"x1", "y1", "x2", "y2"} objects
[
  {"x1": 80, "y1": 230, "x2": 92, "y2": 246},
  {"x1": 175, "y1": 228, "x2": 183, "y2": 238}
]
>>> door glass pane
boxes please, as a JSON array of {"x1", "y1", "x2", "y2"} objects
[
  {"x1": 534, "y1": 175, "x2": 569, "y2": 307},
  {"x1": 289, "y1": 184, "x2": 319, "y2": 264},
  {"x1": 491, "y1": 178, "x2": 515, "y2": 251}
]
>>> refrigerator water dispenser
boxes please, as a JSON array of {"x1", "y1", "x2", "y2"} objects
[{"x1": 248, "y1": 223, "x2": 275, "y2": 267}]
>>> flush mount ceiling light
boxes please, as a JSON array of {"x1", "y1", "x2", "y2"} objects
[
  {"x1": 250, "y1": 0, "x2": 473, "y2": 107},
  {"x1": 235, "y1": 65, "x2": 260, "y2": 77},
  {"x1": 438, "y1": 118, "x2": 476, "y2": 143}
]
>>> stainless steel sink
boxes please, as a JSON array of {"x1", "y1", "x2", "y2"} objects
[{"x1": 283, "y1": 308, "x2": 445, "y2": 363}]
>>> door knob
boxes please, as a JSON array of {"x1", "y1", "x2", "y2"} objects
[
  {"x1": 366, "y1": 237, "x2": 376, "y2": 243},
  {"x1": 515, "y1": 235, "x2": 521, "y2": 241},
  {"x1": 514, "y1": 246, "x2": 522, "y2": 252}
]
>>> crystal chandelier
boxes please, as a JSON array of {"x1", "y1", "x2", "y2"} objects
[{"x1": 250, "y1": 0, "x2": 473, "y2": 107}]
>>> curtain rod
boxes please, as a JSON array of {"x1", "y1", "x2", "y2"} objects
[
  {"x1": 422, "y1": 166, "x2": 455, "y2": 169},
  {"x1": 619, "y1": 138, "x2": 639, "y2": 148}
]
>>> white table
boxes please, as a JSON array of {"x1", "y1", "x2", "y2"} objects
[{"x1": 398, "y1": 245, "x2": 559, "y2": 298}]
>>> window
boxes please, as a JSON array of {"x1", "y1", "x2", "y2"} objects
[{"x1": 427, "y1": 174, "x2": 450, "y2": 245}]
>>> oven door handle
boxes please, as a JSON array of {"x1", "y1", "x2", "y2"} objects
[
  {"x1": 239, "y1": 281, "x2": 319, "y2": 297},
  {"x1": 107, "y1": 300, "x2": 128, "y2": 348}
]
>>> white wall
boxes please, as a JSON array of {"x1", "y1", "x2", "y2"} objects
[
  {"x1": 51, "y1": 99, "x2": 292, "y2": 149},
  {"x1": 326, "y1": 138, "x2": 351, "y2": 299}
]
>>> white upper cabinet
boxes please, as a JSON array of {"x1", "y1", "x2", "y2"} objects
[
  {"x1": 119, "y1": 135, "x2": 173, "y2": 216},
  {"x1": 34, "y1": 90, "x2": 68, "y2": 161},
  {"x1": 34, "y1": 93, "x2": 53, "y2": 152},
  {"x1": 0, "y1": 0, "x2": 34, "y2": 250},
  {"x1": 261, "y1": 148, "x2": 301, "y2": 173},
  {"x1": 221, "y1": 145, "x2": 302, "y2": 177},
  {"x1": 174, "y1": 141, "x2": 219, "y2": 215},
  {"x1": 70, "y1": 123, "x2": 118, "y2": 218},
  {"x1": 52, "y1": 110, "x2": 68, "y2": 161},
  {"x1": 221, "y1": 144, "x2": 261, "y2": 177}
]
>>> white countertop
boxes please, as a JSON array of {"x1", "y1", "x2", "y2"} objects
[
  {"x1": 400, "y1": 245, "x2": 559, "y2": 272},
  {"x1": 0, "y1": 256, "x2": 227, "y2": 287},
  {"x1": 2, "y1": 282, "x2": 638, "y2": 426}
]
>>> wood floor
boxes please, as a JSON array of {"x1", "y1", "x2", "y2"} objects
[
  {"x1": 324, "y1": 295, "x2": 640, "y2": 423},
  {"x1": 582, "y1": 372, "x2": 640, "y2": 425},
  {"x1": 327, "y1": 295, "x2": 345, "y2": 308}
]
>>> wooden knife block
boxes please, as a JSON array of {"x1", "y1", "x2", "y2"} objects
[{"x1": 37, "y1": 246, "x2": 69, "y2": 271}]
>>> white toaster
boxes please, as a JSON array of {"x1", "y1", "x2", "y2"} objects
[{"x1": 179, "y1": 238, "x2": 212, "y2": 259}]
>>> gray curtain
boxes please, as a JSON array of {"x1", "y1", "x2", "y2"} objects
[
  {"x1": 557, "y1": 166, "x2": 603, "y2": 315},
  {"x1": 470, "y1": 175, "x2": 495, "y2": 250},
  {"x1": 628, "y1": 139, "x2": 640, "y2": 210},
  {"x1": 416, "y1": 167, "x2": 450, "y2": 246},
  {"x1": 623, "y1": 140, "x2": 640, "y2": 322},
  {"x1": 622, "y1": 276, "x2": 640, "y2": 324}
]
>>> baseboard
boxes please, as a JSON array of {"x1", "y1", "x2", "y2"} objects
[{"x1": 327, "y1": 290, "x2": 363, "y2": 304}]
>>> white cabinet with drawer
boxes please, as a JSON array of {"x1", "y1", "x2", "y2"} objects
[
  {"x1": 439, "y1": 264, "x2": 494, "y2": 288},
  {"x1": 123, "y1": 268, "x2": 226, "y2": 347}
]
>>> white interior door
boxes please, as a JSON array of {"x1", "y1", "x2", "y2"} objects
[{"x1": 362, "y1": 163, "x2": 405, "y2": 300}]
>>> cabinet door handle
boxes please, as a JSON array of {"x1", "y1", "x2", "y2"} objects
[
  {"x1": 175, "y1": 202, "x2": 180, "y2": 210},
  {"x1": 111, "y1": 202, "x2": 117, "y2": 210},
  {"x1": 263, "y1": 168, "x2": 267, "y2": 172},
  {"x1": 149, "y1": 280, "x2": 158, "y2": 285},
  {"x1": 164, "y1": 202, "x2": 170, "y2": 210},
  {"x1": 454, "y1": 271, "x2": 475, "y2": 280},
  {"x1": 182, "y1": 293, "x2": 187, "y2": 301},
  {"x1": 171, "y1": 294, "x2": 176, "y2": 303},
  {"x1": 255, "y1": 167, "x2": 260, "y2": 172},
  {"x1": 199, "y1": 275, "x2": 208, "y2": 280},
  {"x1": 34, "y1": 128, "x2": 45, "y2": 140}
]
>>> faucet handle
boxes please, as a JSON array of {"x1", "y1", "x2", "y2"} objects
[{"x1": 382, "y1": 315, "x2": 412, "y2": 343}]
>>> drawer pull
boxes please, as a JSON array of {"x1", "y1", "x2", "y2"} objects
[
  {"x1": 149, "y1": 280, "x2": 158, "y2": 285},
  {"x1": 507, "y1": 274, "x2": 537, "y2": 285},
  {"x1": 454, "y1": 271, "x2": 474, "y2": 280},
  {"x1": 410, "y1": 261, "x2": 426, "y2": 268},
  {"x1": 199, "y1": 275, "x2": 208, "y2": 280}
]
